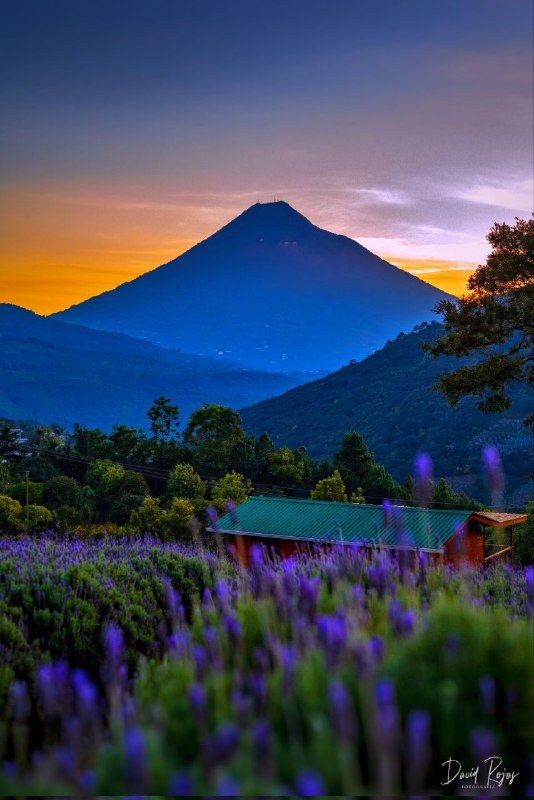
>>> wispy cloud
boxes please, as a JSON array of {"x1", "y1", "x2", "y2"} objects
[
  {"x1": 457, "y1": 178, "x2": 533, "y2": 212},
  {"x1": 350, "y1": 187, "x2": 414, "y2": 206}
]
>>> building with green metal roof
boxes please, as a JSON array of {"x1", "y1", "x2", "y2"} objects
[{"x1": 208, "y1": 496, "x2": 527, "y2": 566}]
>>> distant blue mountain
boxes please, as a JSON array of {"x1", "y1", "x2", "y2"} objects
[
  {"x1": 0, "y1": 304, "x2": 311, "y2": 430},
  {"x1": 54, "y1": 201, "x2": 450, "y2": 372}
]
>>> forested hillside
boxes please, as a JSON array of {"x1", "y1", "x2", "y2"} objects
[{"x1": 241, "y1": 323, "x2": 533, "y2": 505}]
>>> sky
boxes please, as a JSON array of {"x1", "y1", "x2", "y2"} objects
[{"x1": 1, "y1": 0, "x2": 532, "y2": 314}]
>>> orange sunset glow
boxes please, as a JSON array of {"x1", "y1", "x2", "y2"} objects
[{"x1": 1, "y1": 186, "x2": 479, "y2": 315}]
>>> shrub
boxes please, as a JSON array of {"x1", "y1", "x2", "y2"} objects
[
  {"x1": 311, "y1": 469, "x2": 347, "y2": 501},
  {"x1": 211, "y1": 471, "x2": 252, "y2": 511},
  {"x1": 0, "y1": 495, "x2": 23, "y2": 533},
  {"x1": 166, "y1": 463, "x2": 206, "y2": 501}
]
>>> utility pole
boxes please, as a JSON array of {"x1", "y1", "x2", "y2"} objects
[{"x1": 25, "y1": 470, "x2": 29, "y2": 530}]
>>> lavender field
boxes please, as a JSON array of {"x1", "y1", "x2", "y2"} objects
[{"x1": 0, "y1": 533, "x2": 532, "y2": 795}]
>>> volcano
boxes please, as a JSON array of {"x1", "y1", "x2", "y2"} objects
[{"x1": 54, "y1": 201, "x2": 450, "y2": 372}]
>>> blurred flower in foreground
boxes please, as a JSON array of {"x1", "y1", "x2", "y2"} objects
[
  {"x1": 482, "y1": 445, "x2": 504, "y2": 509},
  {"x1": 413, "y1": 453, "x2": 433, "y2": 507}
]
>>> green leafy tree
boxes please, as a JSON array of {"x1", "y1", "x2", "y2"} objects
[
  {"x1": 11, "y1": 456, "x2": 58, "y2": 483},
  {"x1": 29, "y1": 425, "x2": 65, "y2": 451},
  {"x1": 43, "y1": 476, "x2": 82, "y2": 510},
  {"x1": 294, "y1": 446, "x2": 318, "y2": 484},
  {"x1": 211, "y1": 471, "x2": 252, "y2": 511},
  {"x1": 147, "y1": 396, "x2": 180, "y2": 445},
  {"x1": 0, "y1": 495, "x2": 23, "y2": 534},
  {"x1": 228, "y1": 435, "x2": 257, "y2": 477},
  {"x1": 0, "y1": 463, "x2": 11, "y2": 495},
  {"x1": 108, "y1": 425, "x2": 150, "y2": 465},
  {"x1": 310, "y1": 469, "x2": 347, "y2": 502},
  {"x1": 130, "y1": 496, "x2": 164, "y2": 535},
  {"x1": 161, "y1": 497, "x2": 195, "y2": 543},
  {"x1": 513, "y1": 501, "x2": 534, "y2": 565},
  {"x1": 0, "y1": 425, "x2": 20, "y2": 462},
  {"x1": 334, "y1": 432, "x2": 375, "y2": 492},
  {"x1": 9, "y1": 480, "x2": 43, "y2": 506},
  {"x1": 53, "y1": 505, "x2": 85, "y2": 532},
  {"x1": 267, "y1": 447, "x2": 304, "y2": 485},
  {"x1": 73, "y1": 423, "x2": 109, "y2": 459},
  {"x1": 425, "y1": 217, "x2": 534, "y2": 427},
  {"x1": 184, "y1": 405, "x2": 244, "y2": 477},
  {"x1": 85, "y1": 460, "x2": 148, "y2": 522},
  {"x1": 363, "y1": 463, "x2": 402, "y2": 501},
  {"x1": 167, "y1": 463, "x2": 206, "y2": 501},
  {"x1": 26, "y1": 504, "x2": 54, "y2": 534},
  {"x1": 253, "y1": 432, "x2": 276, "y2": 481},
  {"x1": 350, "y1": 488, "x2": 365, "y2": 504}
]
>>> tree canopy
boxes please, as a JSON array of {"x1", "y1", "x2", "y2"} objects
[{"x1": 425, "y1": 217, "x2": 534, "y2": 427}]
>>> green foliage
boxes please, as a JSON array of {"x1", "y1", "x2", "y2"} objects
[
  {"x1": 9, "y1": 480, "x2": 43, "y2": 506},
  {"x1": 240, "y1": 323, "x2": 533, "y2": 505},
  {"x1": 362, "y1": 463, "x2": 402, "y2": 500},
  {"x1": 426, "y1": 217, "x2": 534, "y2": 427},
  {"x1": 130, "y1": 496, "x2": 163, "y2": 535},
  {"x1": 108, "y1": 424, "x2": 150, "y2": 464},
  {"x1": 382, "y1": 598, "x2": 533, "y2": 774},
  {"x1": 167, "y1": 463, "x2": 206, "y2": 501},
  {"x1": 211, "y1": 471, "x2": 252, "y2": 510},
  {"x1": 43, "y1": 475, "x2": 82, "y2": 510},
  {"x1": 0, "y1": 495, "x2": 23, "y2": 533},
  {"x1": 26, "y1": 504, "x2": 53, "y2": 533},
  {"x1": 184, "y1": 405, "x2": 244, "y2": 477},
  {"x1": 85, "y1": 460, "x2": 148, "y2": 522},
  {"x1": 147, "y1": 396, "x2": 180, "y2": 445},
  {"x1": 0, "y1": 463, "x2": 11, "y2": 494},
  {"x1": 0, "y1": 539, "x2": 210, "y2": 693},
  {"x1": 334, "y1": 431, "x2": 375, "y2": 490},
  {"x1": 310, "y1": 469, "x2": 347, "y2": 502},
  {"x1": 433, "y1": 477, "x2": 478, "y2": 510},
  {"x1": 513, "y1": 501, "x2": 534, "y2": 565},
  {"x1": 161, "y1": 498, "x2": 195, "y2": 543},
  {"x1": 129, "y1": 496, "x2": 195, "y2": 542},
  {"x1": 267, "y1": 446, "x2": 304, "y2": 485}
]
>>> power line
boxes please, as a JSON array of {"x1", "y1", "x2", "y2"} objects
[{"x1": 3, "y1": 444, "x2": 526, "y2": 513}]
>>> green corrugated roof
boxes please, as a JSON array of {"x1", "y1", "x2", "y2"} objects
[{"x1": 213, "y1": 496, "x2": 473, "y2": 552}]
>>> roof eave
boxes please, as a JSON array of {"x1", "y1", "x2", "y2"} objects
[{"x1": 207, "y1": 527, "x2": 445, "y2": 555}]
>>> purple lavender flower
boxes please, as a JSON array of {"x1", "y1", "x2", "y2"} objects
[
  {"x1": 525, "y1": 566, "x2": 534, "y2": 612},
  {"x1": 382, "y1": 497, "x2": 392, "y2": 527},
  {"x1": 482, "y1": 445, "x2": 504, "y2": 504},
  {"x1": 226, "y1": 499, "x2": 239, "y2": 526},
  {"x1": 295, "y1": 769, "x2": 326, "y2": 796},
  {"x1": 406, "y1": 708, "x2": 431, "y2": 791},
  {"x1": 470, "y1": 727, "x2": 496, "y2": 764},
  {"x1": 224, "y1": 613, "x2": 242, "y2": 645},
  {"x1": 104, "y1": 623, "x2": 124, "y2": 668},
  {"x1": 374, "y1": 677, "x2": 395, "y2": 708},
  {"x1": 216, "y1": 774, "x2": 240, "y2": 795},
  {"x1": 206, "y1": 505, "x2": 219, "y2": 530},
  {"x1": 168, "y1": 770, "x2": 194, "y2": 796},
  {"x1": 329, "y1": 679, "x2": 354, "y2": 739},
  {"x1": 414, "y1": 452, "x2": 433, "y2": 507},
  {"x1": 124, "y1": 727, "x2": 148, "y2": 791},
  {"x1": 251, "y1": 718, "x2": 272, "y2": 757},
  {"x1": 479, "y1": 675, "x2": 496, "y2": 715},
  {"x1": 188, "y1": 682, "x2": 207, "y2": 715},
  {"x1": 401, "y1": 608, "x2": 415, "y2": 635},
  {"x1": 369, "y1": 634, "x2": 385, "y2": 662},
  {"x1": 10, "y1": 680, "x2": 30, "y2": 721},
  {"x1": 210, "y1": 721, "x2": 240, "y2": 763}
]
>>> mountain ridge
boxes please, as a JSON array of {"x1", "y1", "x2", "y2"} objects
[
  {"x1": 240, "y1": 321, "x2": 533, "y2": 506},
  {"x1": 0, "y1": 303, "x2": 312, "y2": 430}
]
